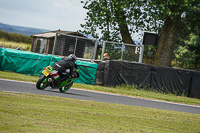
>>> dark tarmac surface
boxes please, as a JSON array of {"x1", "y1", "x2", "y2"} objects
[{"x1": 0, "y1": 79, "x2": 200, "y2": 114}]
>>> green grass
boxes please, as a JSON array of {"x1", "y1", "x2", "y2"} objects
[
  {"x1": 0, "y1": 91, "x2": 200, "y2": 133},
  {"x1": 0, "y1": 71, "x2": 38, "y2": 83},
  {"x1": 0, "y1": 70, "x2": 200, "y2": 106},
  {"x1": 0, "y1": 39, "x2": 31, "y2": 51}
]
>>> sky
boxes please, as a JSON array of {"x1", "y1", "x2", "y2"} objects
[{"x1": 0, "y1": 0, "x2": 87, "y2": 31}]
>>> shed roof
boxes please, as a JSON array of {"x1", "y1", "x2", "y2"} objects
[
  {"x1": 31, "y1": 30, "x2": 87, "y2": 38},
  {"x1": 32, "y1": 32, "x2": 56, "y2": 38}
]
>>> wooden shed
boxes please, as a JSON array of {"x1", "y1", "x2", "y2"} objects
[{"x1": 30, "y1": 30, "x2": 100, "y2": 59}]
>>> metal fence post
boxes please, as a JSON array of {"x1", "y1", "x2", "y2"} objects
[
  {"x1": 93, "y1": 40, "x2": 98, "y2": 60},
  {"x1": 138, "y1": 45, "x2": 144, "y2": 63},
  {"x1": 121, "y1": 45, "x2": 124, "y2": 60},
  {"x1": 101, "y1": 41, "x2": 106, "y2": 61},
  {"x1": 74, "y1": 37, "x2": 78, "y2": 54}
]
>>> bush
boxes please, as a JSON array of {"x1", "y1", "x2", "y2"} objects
[{"x1": 0, "y1": 30, "x2": 32, "y2": 44}]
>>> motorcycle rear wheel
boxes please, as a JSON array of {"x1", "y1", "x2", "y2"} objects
[
  {"x1": 36, "y1": 75, "x2": 48, "y2": 90},
  {"x1": 59, "y1": 82, "x2": 73, "y2": 93}
]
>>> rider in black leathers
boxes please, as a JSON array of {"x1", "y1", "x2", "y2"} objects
[{"x1": 52, "y1": 54, "x2": 77, "y2": 86}]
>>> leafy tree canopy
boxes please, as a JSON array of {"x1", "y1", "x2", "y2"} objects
[
  {"x1": 80, "y1": 0, "x2": 199, "y2": 41},
  {"x1": 80, "y1": 0, "x2": 200, "y2": 68}
]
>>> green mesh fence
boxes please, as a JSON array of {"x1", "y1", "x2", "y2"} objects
[
  {"x1": 75, "y1": 60, "x2": 98, "y2": 85},
  {"x1": 0, "y1": 48, "x2": 98, "y2": 85}
]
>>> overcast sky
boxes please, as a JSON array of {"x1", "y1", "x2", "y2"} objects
[{"x1": 0, "y1": 0, "x2": 87, "y2": 31}]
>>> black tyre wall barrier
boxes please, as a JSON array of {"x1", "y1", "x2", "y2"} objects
[
  {"x1": 103, "y1": 60, "x2": 152, "y2": 87},
  {"x1": 151, "y1": 66, "x2": 193, "y2": 96},
  {"x1": 190, "y1": 71, "x2": 200, "y2": 99},
  {"x1": 95, "y1": 62, "x2": 105, "y2": 85},
  {"x1": 100, "y1": 60, "x2": 200, "y2": 98}
]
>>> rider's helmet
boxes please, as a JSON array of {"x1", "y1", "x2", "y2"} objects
[
  {"x1": 16, "y1": 47, "x2": 22, "y2": 50},
  {"x1": 69, "y1": 54, "x2": 76, "y2": 62},
  {"x1": 64, "y1": 54, "x2": 76, "y2": 62}
]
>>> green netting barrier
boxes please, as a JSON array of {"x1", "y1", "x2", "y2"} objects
[
  {"x1": 75, "y1": 60, "x2": 98, "y2": 85},
  {"x1": 0, "y1": 48, "x2": 52, "y2": 76},
  {"x1": 0, "y1": 48, "x2": 3, "y2": 70},
  {"x1": 0, "y1": 48, "x2": 98, "y2": 85}
]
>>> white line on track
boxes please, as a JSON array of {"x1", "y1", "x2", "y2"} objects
[
  {"x1": 2, "y1": 90, "x2": 23, "y2": 94},
  {"x1": 0, "y1": 78, "x2": 35, "y2": 84}
]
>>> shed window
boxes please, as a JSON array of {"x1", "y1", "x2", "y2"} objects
[
  {"x1": 84, "y1": 44, "x2": 94, "y2": 59},
  {"x1": 35, "y1": 38, "x2": 47, "y2": 53}
]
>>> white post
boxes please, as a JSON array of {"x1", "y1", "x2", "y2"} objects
[
  {"x1": 121, "y1": 45, "x2": 124, "y2": 60},
  {"x1": 74, "y1": 38, "x2": 78, "y2": 54},
  {"x1": 138, "y1": 45, "x2": 144, "y2": 63},
  {"x1": 101, "y1": 41, "x2": 106, "y2": 61},
  {"x1": 93, "y1": 40, "x2": 98, "y2": 60}
]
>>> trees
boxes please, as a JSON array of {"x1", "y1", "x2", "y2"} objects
[
  {"x1": 80, "y1": 0, "x2": 200, "y2": 67},
  {"x1": 187, "y1": 35, "x2": 200, "y2": 70},
  {"x1": 174, "y1": 34, "x2": 200, "y2": 70},
  {"x1": 80, "y1": 0, "x2": 146, "y2": 42},
  {"x1": 80, "y1": 0, "x2": 155, "y2": 60},
  {"x1": 172, "y1": 0, "x2": 200, "y2": 70},
  {"x1": 151, "y1": 0, "x2": 200, "y2": 66}
]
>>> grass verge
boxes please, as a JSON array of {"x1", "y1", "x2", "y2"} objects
[
  {"x1": 0, "y1": 70, "x2": 200, "y2": 106},
  {"x1": 0, "y1": 91, "x2": 200, "y2": 133},
  {"x1": 0, "y1": 40, "x2": 31, "y2": 51}
]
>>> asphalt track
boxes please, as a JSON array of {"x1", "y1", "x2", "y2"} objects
[{"x1": 0, "y1": 79, "x2": 200, "y2": 114}]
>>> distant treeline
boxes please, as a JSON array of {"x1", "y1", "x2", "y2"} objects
[{"x1": 0, "y1": 30, "x2": 32, "y2": 44}]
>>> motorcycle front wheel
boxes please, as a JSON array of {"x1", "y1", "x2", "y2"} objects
[
  {"x1": 36, "y1": 75, "x2": 48, "y2": 90},
  {"x1": 59, "y1": 82, "x2": 73, "y2": 93}
]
